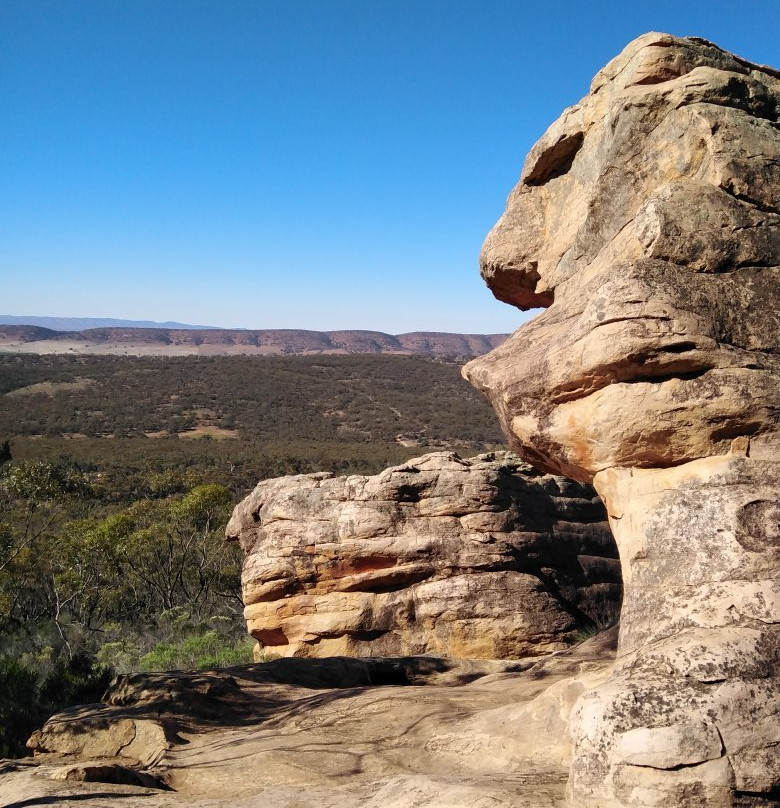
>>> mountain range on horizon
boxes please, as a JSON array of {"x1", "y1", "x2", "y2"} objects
[{"x1": 0, "y1": 318, "x2": 510, "y2": 358}]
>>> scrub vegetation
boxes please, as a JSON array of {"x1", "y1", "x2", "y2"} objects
[{"x1": 0, "y1": 353, "x2": 505, "y2": 756}]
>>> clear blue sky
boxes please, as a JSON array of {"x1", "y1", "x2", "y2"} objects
[{"x1": 2, "y1": 1, "x2": 778, "y2": 333}]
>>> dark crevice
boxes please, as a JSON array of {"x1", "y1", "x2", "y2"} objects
[
  {"x1": 552, "y1": 366, "x2": 711, "y2": 405},
  {"x1": 630, "y1": 68, "x2": 692, "y2": 86},
  {"x1": 627, "y1": 367, "x2": 711, "y2": 384},
  {"x1": 524, "y1": 132, "x2": 585, "y2": 186},
  {"x1": 675, "y1": 88, "x2": 779, "y2": 124},
  {"x1": 354, "y1": 579, "x2": 431, "y2": 595},
  {"x1": 396, "y1": 484, "x2": 422, "y2": 503},
  {"x1": 341, "y1": 566, "x2": 435, "y2": 594},
  {"x1": 352, "y1": 629, "x2": 389, "y2": 642},
  {"x1": 2, "y1": 797, "x2": 152, "y2": 808},
  {"x1": 734, "y1": 789, "x2": 780, "y2": 807},
  {"x1": 720, "y1": 181, "x2": 780, "y2": 216},
  {"x1": 660, "y1": 341, "x2": 698, "y2": 353},
  {"x1": 593, "y1": 314, "x2": 673, "y2": 329},
  {"x1": 710, "y1": 421, "x2": 762, "y2": 441},
  {"x1": 627, "y1": 760, "x2": 706, "y2": 772}
]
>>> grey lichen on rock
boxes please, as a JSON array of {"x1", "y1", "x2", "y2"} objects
[
  {"x1": 464, "y1": 32, "x2": 780, "y2": 808},
  {"x1": 227, "y1": 451, "x2": 620, "y2": 660}
]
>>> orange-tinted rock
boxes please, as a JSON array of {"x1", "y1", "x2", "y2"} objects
[
  {"x1": 227, "y1": 451, "x2": 620, "y2": 659},
  {"x1": 464, "y1": 33, "x2": 779, "y2": 484}
]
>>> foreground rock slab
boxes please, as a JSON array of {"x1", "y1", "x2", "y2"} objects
[
  {"x1": 464, "y1": 32, "x2": 780, "y2": 808},
  {"x1": 5, "y1": 634, "x2": 616, "y2": 808},
  {"x1": 226, "y1": 451, "x2": 620, "y2": 659}
]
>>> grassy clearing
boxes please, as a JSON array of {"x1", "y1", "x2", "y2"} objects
[
  {"x1": 5, "y1": 378, "x2": 94, "y2": 397},
  {"x1": 179, "y1": 426, "x2": 240, "y2": 440}
]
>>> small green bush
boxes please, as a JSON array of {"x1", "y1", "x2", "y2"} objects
[
  {"x1": 139, "y1": 630, "x2": 254, "y2": 671},
  {"x1": 0, "y1": 657, "x2": 38, "y2": 757},
  {"x1": 0, "y1": 651, "x2": 112, "y2": 758}
]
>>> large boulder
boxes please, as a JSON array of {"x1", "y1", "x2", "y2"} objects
[
  {"x1": 464, "y1": 33, "x2": 780, "y2": 808},
  {"x1": 226, "y1": 451, "x2": 620, "y2": 659},
  {"x1": 465, "y1": 32, "x2": 779, "y2": 484}
]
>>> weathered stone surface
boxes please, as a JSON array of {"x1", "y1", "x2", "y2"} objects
[
  {"x1": 465, "y1": 32, "x2": 779, "y2": 484},
  {"x1": 8, "y1": 639, "x2": 616, "y2": 808},
  {"x1": 226, "y1": 451, "x2": 620, "y2": 659},
  {"x1": 48, "y1": 762, "x2": 168, "y2": 789},
  {"x1": 464, "y1": 32, "x2": 780, "y2": 808},
  {"x1": 27, "y1": 711, "x2": 181, "y2": 768},
  {"x1": 565, "y1": 457, "x2": 780, "y2": 807}
]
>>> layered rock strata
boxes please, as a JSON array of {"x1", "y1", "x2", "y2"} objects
[
  {"x1": 464, "y1": 33, "x2": 780, "y2": 808},
  {"x1": 226, "y1": 451, "x2": 620, "y2": 659}
]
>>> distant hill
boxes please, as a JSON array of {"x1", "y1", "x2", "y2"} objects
[
  {"x1": 0, "y1": 315, "x2": 216, "y2": 331},
  {"x1": 0, "y1": 325, "x2": 508, "y2": 358}
]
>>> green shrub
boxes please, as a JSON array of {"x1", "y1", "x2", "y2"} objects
[
  {"x1": 0, "y1": 657, "x2": 38, "y2": 757},
  {"x1": 0, "y1": 651, "x2": 112, "y2": 758},
  {"x1": 139, "y1": 629, "x2": 254, "y2": 671}
]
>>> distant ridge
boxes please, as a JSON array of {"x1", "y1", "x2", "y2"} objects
[
  {"x1": 0, "y1": 315, "x2": 216, "y2": 331},
  {"x1": 0, "y1": 325, "x2": 509, "y2": 358}
]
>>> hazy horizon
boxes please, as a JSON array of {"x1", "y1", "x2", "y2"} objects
[{"x1": 0, "y1": 313, "x2": 520, "y2": 335}]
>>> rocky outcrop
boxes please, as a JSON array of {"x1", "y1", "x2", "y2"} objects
[
  {"x1": 466, "y1": 32, "x2": 779, "y2": 483},
  {"x1": 226, "y1": 451, "x2": 620, "y2": 659},
  {"x1": 10, "y1": 634, "x2": 617, "y2": 808},
  {"x1": 464, "y1": 33, "x2": 780, "y2": 808},
  {"x1": 0, "y1": 326, "x2": 508, "y2": 357}
]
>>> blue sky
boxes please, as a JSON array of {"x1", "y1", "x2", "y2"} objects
[{"x1": 2, "y1": 1, "x2": 778, "y2": 333}]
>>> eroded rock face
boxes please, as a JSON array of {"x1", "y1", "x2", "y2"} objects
[
  {"x1": 463, "y1": 33, "x2": 780, "y2": 808},
  {"x1": 568, "y1": 457, "x2": 780, "y2": 807},
  {"x1": 226, "y1": 451, "x2": 620, "y2": 659},
  {"x1": 465, "y1": 32, "x2": 779, "y2": 484}
]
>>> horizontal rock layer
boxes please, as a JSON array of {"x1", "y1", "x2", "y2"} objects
[{"x1": 226, "y1": 451, "x2": 620, "y2": 659}]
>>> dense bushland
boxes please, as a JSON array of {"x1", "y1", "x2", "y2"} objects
[
  {"x1": 0, "y1": 353, "x2": 505, "y2": 756},
  {"x1": 0, "y1": 353, "x2": 502, "y2": 444},
  {"x1": 0, "y1": 457, "x2": 251, "y2": 755}
]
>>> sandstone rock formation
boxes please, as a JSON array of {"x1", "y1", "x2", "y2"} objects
[
  {"x1": 8, "y1": 633, "x2": 616, "y2": 808},
  {"x1": 464, "y1": 32, "x2": 780, "y2": 808},
  {"x1": 226, "y1": 451, "x2": 620, "y2": 659}
]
